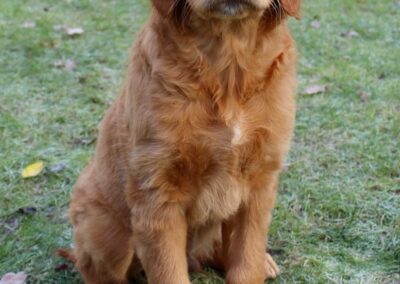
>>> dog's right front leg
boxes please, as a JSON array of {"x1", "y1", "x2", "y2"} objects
[{"x1": 131, "y1": 198, "x2": 191, "y2": 284}]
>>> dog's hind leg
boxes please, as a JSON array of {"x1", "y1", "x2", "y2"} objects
[{"x1": 70, "y1": 198, "x2": 134, "y2": 284}]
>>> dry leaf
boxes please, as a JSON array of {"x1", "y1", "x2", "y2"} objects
[
  {"x1": 341, "y1": 30, "x2": 359, "y2": 38},
  {"x1": 53, "y1": 59, "x2": 76, "y2": 71},
  {"x1": 311, "y1": 20, "x2": 320, "y2": 29},
  {"x1": 358, "y1": 92, "x2": 369, "y2": 103},
  {"x1": 21, "y1": 161, "x2": 44, "y2": 178},
  {"x1": 0, "y1": 272, "x2": 27, "y2": 284},
  {"x1": 21, "y1": 21, "x2": 36, "y2": 28},
  {"x1": 50, "y1": 162, "x2": 66, "y2": 173},
  {"x1": 53, "y1": 60, "x2": 65, "y2": 68},
  {"x1": 303, "y1": 85, "x2": 327, "y2": 95},
  {"x1": 65, "y1": 27, "x2": 84, "y2": 36},
  {"x1": 347, "y1": 30, "x2": 359, "y2": 37}
]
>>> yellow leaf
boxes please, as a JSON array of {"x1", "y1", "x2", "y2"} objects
[{"x1": 22, "y1": 161, "x2": 44, "y2": 178}]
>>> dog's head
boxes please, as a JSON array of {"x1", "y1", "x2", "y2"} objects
[{"x1": 152, "y1": 0, "x2": 301, "y2": 22}]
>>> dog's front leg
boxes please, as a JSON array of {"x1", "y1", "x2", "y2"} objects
[
  {"x1": 131, "y1": 199, "x2": 191, "y2": 284},
  {"x1": 223, "y1": 172, "x2": 280, "y2": 284}
]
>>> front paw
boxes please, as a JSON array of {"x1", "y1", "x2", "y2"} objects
[
  {"x1": 226, "y1": 253, "x2": 280, "y2": 283},
  {"x1": 226, "y1": 264, "x2": 266, "y2": 284},
  {"x1": 264, "y1": 253, "x2": 280, "y2": 279},
  {"x1": 226, "y1": 253, "x2": 280, "y2": 284}
]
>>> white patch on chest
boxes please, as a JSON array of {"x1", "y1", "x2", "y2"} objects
[
  {"x1": 232, "y1": 123, "x2": 242, "y2": 145},
  {"x1": 231, "y1": 114, "x2": 247, "y2": 145}
]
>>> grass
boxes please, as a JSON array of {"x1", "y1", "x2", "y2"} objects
[{"x1": 0, "y1": 0, "x2": 399, "y2": 283}]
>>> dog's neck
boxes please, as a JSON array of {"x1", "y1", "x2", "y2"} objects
[
  {"x1": 150, "y1": 8, "x2": 287, "y2": 121},
  {"x1": 189, "y1": 16, "x2": 266, "y2": 116},
  {"x1": 190, "y1": 16, "x2": 262, "y2": 67},
  {"x1": 157, "y1": 9, "x2": 283, "y2": 64}
]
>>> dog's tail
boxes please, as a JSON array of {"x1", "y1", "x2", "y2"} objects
[{"x1": 57, "y1": 248, "x2": 76, "y2": 263}]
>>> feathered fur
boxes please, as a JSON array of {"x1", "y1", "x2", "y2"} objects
[{"x1": 67, "y1": 0, "x2": 301, "y2": 283}]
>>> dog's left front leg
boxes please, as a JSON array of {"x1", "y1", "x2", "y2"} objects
[
  {"x1": 131, "y1": 200, "x2": 191, "y2": 284},
  {"x1": 224, "y1": 172, "x2": 280, "y2": 284}
]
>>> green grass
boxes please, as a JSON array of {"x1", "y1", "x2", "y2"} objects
[{"x1": 0, "y1": 0, "x2": 399, "y2": 283}]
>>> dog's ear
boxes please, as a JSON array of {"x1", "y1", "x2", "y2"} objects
[
  {"x1": 152, "y1": 0, "x2": 190, "y2": 27},
  {"x1": 261, "y1": 0, "x2": 301, "y2": 30},
  {"x1": 152, "y1": 0, "x2": 176, "y2": 17},
  {"x1": 281, "y1": 0, "x2": 301, "y2": 19}
]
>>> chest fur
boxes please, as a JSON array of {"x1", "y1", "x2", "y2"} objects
[
  {"x1": 187, "y1": 116, "x2": 263, "y2": 226},
  {"x1": 187, "y1": 167, "x2": 248, "y2": 226}
]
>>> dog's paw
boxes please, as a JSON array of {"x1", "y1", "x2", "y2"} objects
[{"x1": 264, "y1": 253, "x2": 280, "y2": 279}]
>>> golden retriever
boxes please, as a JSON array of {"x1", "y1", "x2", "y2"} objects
[{"x1": 67, "y1": 0, "x2": 300, "y2": 283}]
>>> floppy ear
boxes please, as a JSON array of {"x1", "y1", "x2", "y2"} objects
[
  {"x1": 281, "y1": 0, "x2": 301, "y2": 19},
  {"x1": 152, "y1": 0, "x2": 175, "y2": 17},
  {"x1": 152, "y1": 0, "x2": 190, "y2": 27}
]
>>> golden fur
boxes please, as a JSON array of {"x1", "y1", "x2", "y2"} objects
[{"x1": 68, "y1": 0, "x2": 300, "y2": 283}]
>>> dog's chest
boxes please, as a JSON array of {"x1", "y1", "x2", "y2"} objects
[
  {"x1": 188, "y1": 171, "x2": 247, "y2": 226},
  {"x1": 231, "y1": 122, "x2": 243, "y2": 145},
  {"x1": 187, "y1": 115, "x2": 255, "y2": 226},
  {"x1": 230, "y1": 114, "x2": 246, "y2": 146}
]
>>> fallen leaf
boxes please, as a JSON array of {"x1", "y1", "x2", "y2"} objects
[
  {"x1": 65, "y1": 27, "x2": 84, "y2": 36},
  {"x1": 50, "y1": 163, "x2": 66, "y2": 173},
  {"x1": 72, "y1": 137, "x2": 95, "y2": 146},
  {"x1": 21, "y1": 161, "x2": 44, "y2": 178},
  {"x1": 347, "y1": 30, "x2": 359, "y2": 37},
  {"x1": 0, "y1": 272, "x2": 27, "y2": 284},
  {"x1": 21, "y1": 21, "x2": 36, "y2": 28},
  {"x1": 310, "y1": 20, "x2": 320, "y2": 29},
  {"x1": 341, "y1": 30, "x2": 359, "y2": 38},
  {"x1": 358, "y1": 92, "x2": 370, "y2": 103},
  {"x1": 53, "y1": 59, "x2": 76, "y2": 71},
  {"x1": 53, "y1": 60, "x2": 65, "y2": 68},
  {"x1": 303, "y1": 85, "x2": 327, "y2": 95}
]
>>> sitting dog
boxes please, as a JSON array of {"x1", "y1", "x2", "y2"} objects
[{"x1": 68, "y1": 0, "x2": 300, "y2": 283}]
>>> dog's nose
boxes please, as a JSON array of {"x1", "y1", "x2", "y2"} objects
[{"x1": 210, "y1": 0, "x2": 256, "y2": 17}]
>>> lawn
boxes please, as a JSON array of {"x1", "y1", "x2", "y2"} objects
[{"x1": 0, "y1": 0, "x2": 399, "y2": 283}]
